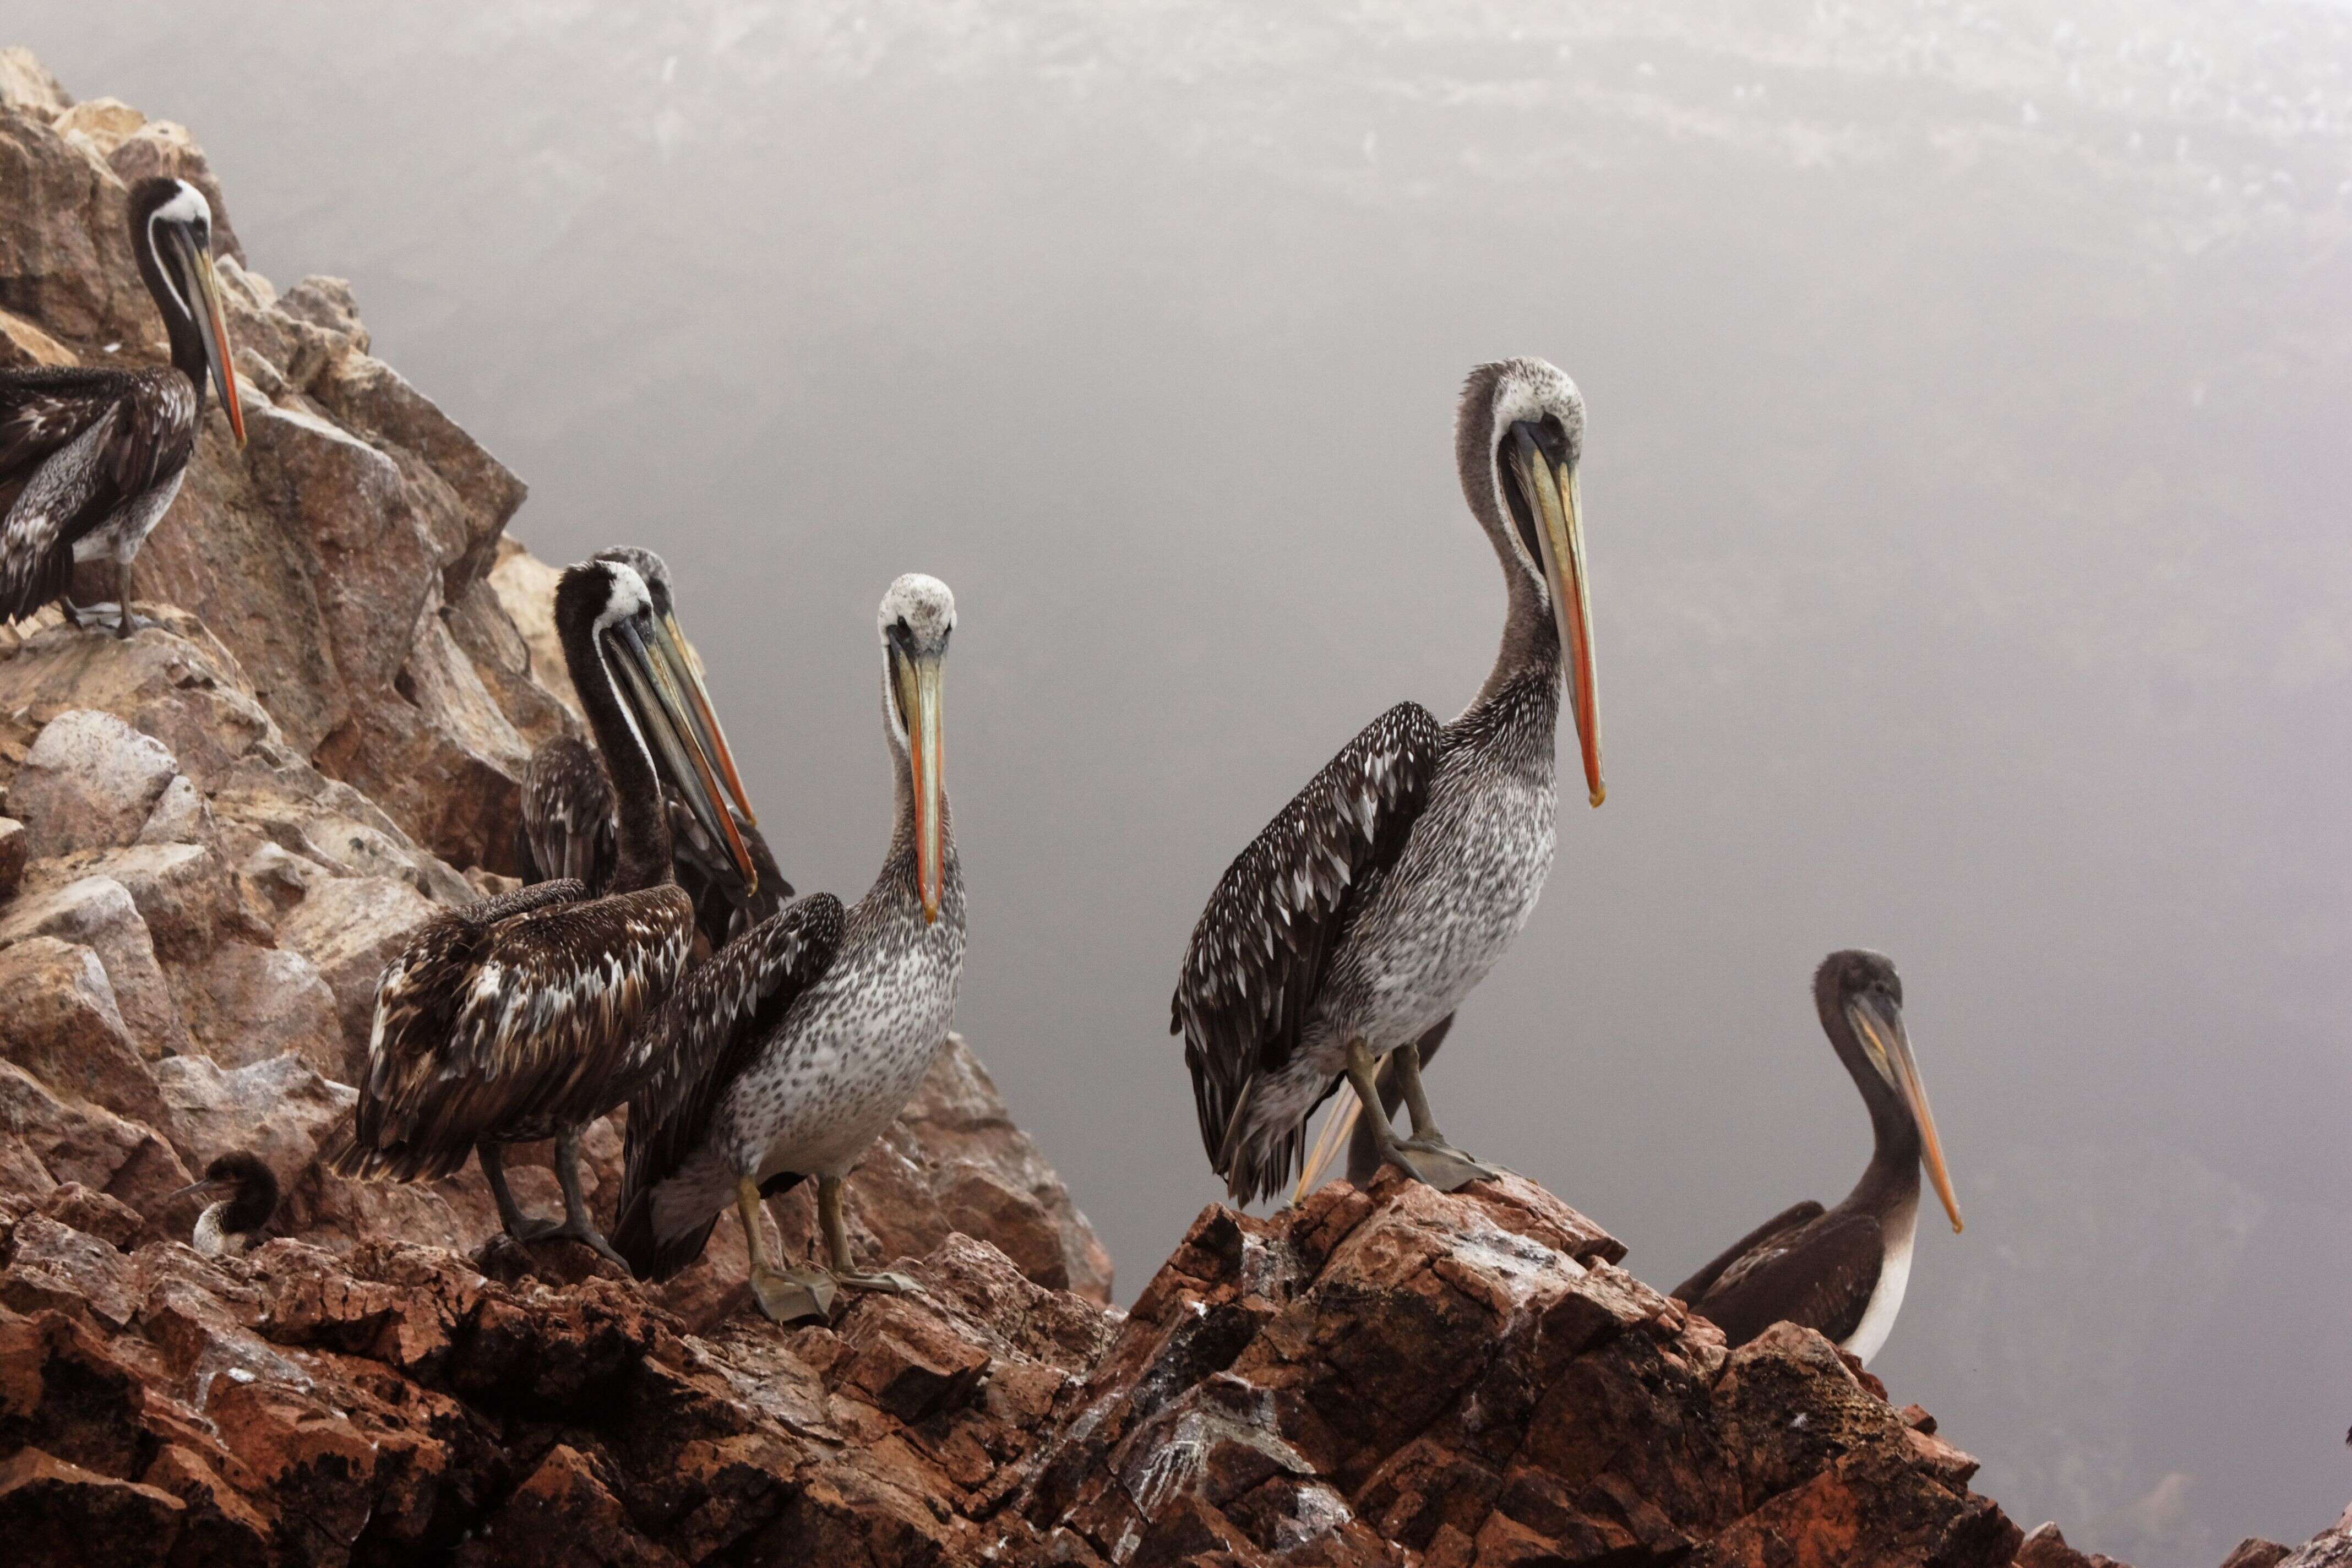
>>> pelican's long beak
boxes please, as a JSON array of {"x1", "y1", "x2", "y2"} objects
[
  {"x1": 1849, "y1": 995, "x2": 1963, "y2": 1233},
  {"x1": 651, "y1": 609, "x2": 758, "y2": 829},
  {"x1": 895, "y1": 645, "x2": 947, "y2": 923},
  {"x1": 1511, "y1": 428, "x2": 1600, "y2": 805},
  {"x1": 176, "y1": 232, "x2": 245, "y2": 448},
  {"x1": 608, "y1": 614, "x2": 758, "y2": 889}
]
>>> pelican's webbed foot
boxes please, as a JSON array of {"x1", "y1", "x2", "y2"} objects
[
  {"x1": 1389, "y1": 1134, "x2": 1500, "y2": 1193},
  {"x1": 750, "y1": 1264, "x2": 839, "y2": 1324},
  {"x1": 834, "y1": 1270, "x2": 922, "y2": 1295}
]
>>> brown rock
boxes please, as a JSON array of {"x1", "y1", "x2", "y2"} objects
[
  {"x1": 0, "y1": 936, "x2": 168, "y2": 1127},
  {"x1": 170, "y1": 939, "x2": 343, "y2": 1078},
  {"x1": 0, "y1": 47, "x2": 71, "y2": 119},
  {"x1": 9, "y1": 710, "x2": 178, "y2": 858},
  {"x1": 151, "y1": 1052, "x2": 351, "y2": 1206},
  {"x1": 0, "y1": 875, "x2": 188, "y2": 1058},
  {"x1": 4, "y1": 1212, "x2": 142, "y2": 1328},
  {"x1": 0, "y1": 1059, "x2": 190, "y2": 1213},
  {"x1": 271, "y1": 873, "x2": 437, "y2": 1069},
  {"x1": 2220, "y1": 1539, "x2": 2292, "y2": 1568},
  {"x1": 0, "y1": 1447, "x2": 186, "y2": 1567},
  {"x1": 458, "y1": 1444, "x2": 678, "y2": 1568},
  {"x1": 37, "y1": 1184, "x2": 150, "y2": 1251},
  {"x1": 0, "y1": 306, "x2": 72, "y2": 369}
]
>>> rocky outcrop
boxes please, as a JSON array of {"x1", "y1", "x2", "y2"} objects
[{"x1": 1, "y1": 43, "x2": 2337, "y2": 1568}]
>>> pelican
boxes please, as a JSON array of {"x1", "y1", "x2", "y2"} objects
[
  {"x1": 169, "y1": 1152, "x2": 280, "y2": 1259},
  {"x1": 1670, "y1": 950, "x2": 1963, "y2": 1364},
  {"x1": 326, "y1": 557, "x2": 758, "y2": 1265},
  {"x1": 1, "y1": 177, "x2": 245, "y2": 636},
  {"x1": 612, "y1": 574, "x2": 964, "y2": 1323},
  {"x1": 516, "y1": 547, "x2": 790, "y2": 948},
  {"x1": 1173, "y1": 357, "x2": 1602, "y2": 1205}
]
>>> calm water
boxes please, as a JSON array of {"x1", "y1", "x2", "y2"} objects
[{"x1": 15, "y1": 5, "x2": 2352, "y2": 1560}]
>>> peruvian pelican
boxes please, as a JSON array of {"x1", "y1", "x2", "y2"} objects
[
  {"x1": 1174, "y1": 357, "x2": 1601, "y2": 1205},
  {"x1": 1, "y1": 177, "x2": 246, "y2": 635},
  {"x1": 1671, "y1": 950, "x2": 1963, "y2": 1365},
  {"x1": 613, "y1": 574, "x2": 963, "y2": 1322},
  {"x1": 327, "y1": 557, "x2": 756, "y2": 1265}
]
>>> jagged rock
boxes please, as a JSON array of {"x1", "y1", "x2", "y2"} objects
[
  {"x1": 0, "y1": 46, "x2": 70, "y2": 119},
  {"x1": 9, "y1": 710, "x2": 178, "y2": 859},
  {"x1": 0, "y1": 937, "x2": 167, "y2": 1129},
  {"x1": 0, "y1": 304, "x2": 71, "y2": 368},
  {"x1": 0, "y1": 1060, "x2": 189, "y2": 1215},
  {"x1": 270, "y1": 873, "x2": 438, "y2": 1069},
  {"x1": 2219, "y1": 1540, "x2": 2294, "y2": 1568},
  {"x1": 0, "y1": 875, "x2": 187, "y2": 1059},
  {"x1": 170, "y1": 939, "x2": 342, "y2": 1078}
]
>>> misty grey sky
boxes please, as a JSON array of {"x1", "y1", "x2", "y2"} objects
[{"x1": 14, "y1": 4, "x2": 2351, "y2": 1562}]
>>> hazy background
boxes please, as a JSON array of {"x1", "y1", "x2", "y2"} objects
[{"x1": 15, "y1": 3, "x2": 2350, "y2": 1560}]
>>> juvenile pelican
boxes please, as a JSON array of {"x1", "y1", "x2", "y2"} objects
[
  {"x1": 1, "y1": 178, "x2": 246, "y2": 635},
  {"x1": 1174, "y1": 358, "x2": 1602, "y2": 1205},
  {"x1": 328, "y1": 558, "x2": 757, "y2": 1264},
  {"x1": 1670, "y1": 950, "x2": 1963, "y2": 1364},
  {"x1": 613, "y1": 574, "x2": 965, "y2": 1322},
  {"x1": 170, "y1": 1152, "x2": 280, "y2": 1259}
]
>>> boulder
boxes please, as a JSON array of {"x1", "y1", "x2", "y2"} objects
[
  {"x1": 0, "y1": 875, "x2": 187, "y2": 1059},
  {"x1": 9, "y1": 710, "x2": 178, "y2": 859},
  {"x1": 271, "y1": 874, "x2": 437, "y2": 1069},
  {"x1": 0, "y1": 937, "x2": 167, "y2": 1129},
  {"x1": 168, "y1": 940, "x2": 342, "y2": 1078}
]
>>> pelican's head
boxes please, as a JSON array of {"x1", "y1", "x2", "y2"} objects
[
  {"x1": 1456, "y1": 357, "x2": 1599, "y2": 805},
  {"x1": 879, "y1": 573, "x2": 955, "y2": 923},
  {"x1": 1816, "y1": 949, "x2": 1963, "y2": 1234},
  {"x1": 557, "y1": 557, "x2": 756, "y2": 888},
  {"x1": 592, "y1": 545, "x2": 759, "y2": 839},
  {"x1": 128, "y1": 177, "x2": 244, "y2": 448}
]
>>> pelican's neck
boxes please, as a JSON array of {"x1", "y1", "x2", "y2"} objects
[
  {"x1": 1819, "y1": 988, "x2": 1925, "y2": 1213},
  {"x1": 1472, "y1": 568, "x2": 1563, "y2": 710},
  {"x1": 133, "y1": 222, "x2": 213, "y2": 409},
  {"x1": 559, "y1": 613, "x2": 671, "y2": 894}
]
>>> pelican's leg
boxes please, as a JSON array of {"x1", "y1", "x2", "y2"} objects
[
  {"x1": 542, "y1": 1129, "x2": 631, "y2": 1271},
  {"x1": 739, "y1": 1176, "x2": 836, "y2": 1324},
  {"x1": 1389, "y1": 1039, "x2": 1499, "y2": 1191},
  {"x1": 478, "y1": 1142, "x2": 561, "y2": 1242},
  {"x1": 819, "y1": 1176, "x2": 921, "y2": 1295},
  {"x1": 113, "y1": 555, "x2": 146, "y2": 639},
  {"x1": 1346, "y1": 1040, "x2": 1495, "y2": 1194}
]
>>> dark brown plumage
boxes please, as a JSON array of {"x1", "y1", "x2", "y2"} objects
[
  {"x1": 1670, "y1": 950, "x2": 1964, "y2": 1365},
  {"x1": 1, "y1": 177, "x2": 244, "y2": 635},
  {"x1": 328, "y1": 557, "x2": 756, "y2": 1265},
  {"x1": 514, "y1": 547, "x2": 790, "y2": 951}
]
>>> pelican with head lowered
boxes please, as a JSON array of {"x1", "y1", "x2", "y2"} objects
[
  {"x1": 517, "y1": 546, "x2": 791, "y2": 949},
  {"x1": 613, "y1": 574, "x2": 965, "y2": 1324},
  {"x1": 1174, "y1": 356, "x2": 1602, "y2": 1205},
  {"x1": 1670, "y1": 950, "x2": 1963, "y2": 1364},
  {"x1": 2, "y1": 177, "x2": 246, "y2": 636},
  {"x1": 327, "y1": 557, "x2": 758, "y2": 1265}
]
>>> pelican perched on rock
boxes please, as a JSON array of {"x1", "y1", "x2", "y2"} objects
[
  {"x1": 613, "y1": 574, "x2": 964, "y2": 1323},
  {"x1": 1174, "y1": 357, "x2": 1602, "y2": 1206},
  {"x1": 1670, "y1": 950, "x2": 1963, "y2": 1364},
  {"x1": 170, "y1": 1152, "x2": 279, "y2": 1258},
  {"x1": 328, "y1": 557, "x2": 758, "y2": 1265},
  {"x1": 1, "y1": 177, "x2": 245, "y2": 636},
  {"x1": 517, "y1": 547, "x2": 790, "y2": 949}
]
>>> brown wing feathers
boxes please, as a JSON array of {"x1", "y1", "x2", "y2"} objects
[
  {"x1": 1170, "y1": 701, "x2": 1443, "y2": 1171},
  {"x1": 611, "y1": 892, "x2": 846, "y2": 1281},
  {"x1": 329, "y1": 882, "x2": 693, "y2": 1182}
]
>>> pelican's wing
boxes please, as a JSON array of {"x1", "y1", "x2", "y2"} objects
[
  {"x1": 330, "y1": 882, "x2": 692, "y2": 1182},
  {"x1": 1669, "y1": 1200, "x2": 1825, "y2": 1304},
  {"x1": 1680, "y1": 1205, "x2": 1882, "y2": 1350},
  {"x1": 1170, "y1": 701, "x2": 1443, "y2": 1177},
  {"x1": 519, "y1": 733, "x2": 617, "y2": 891},
  {"x1": 0, "y1": 373, "x2": 139, "y2": 619},
  {"x1": 611, "y1": 891, "x2": 845, "y2": 1280}
]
